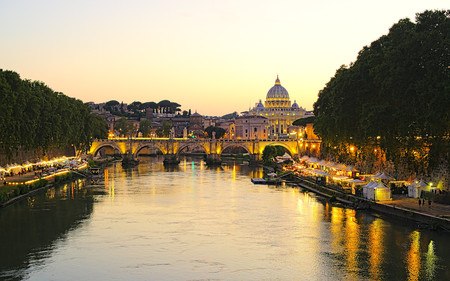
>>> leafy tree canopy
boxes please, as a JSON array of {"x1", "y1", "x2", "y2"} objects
[
  {"x1": 262, "y1": 145, "x2": 286, "y2": 163},
  {"x1": 139, "y1": 119, "x2": 152, "y2": 137},
  {"x1": 0, "y1": 69, "x2": 96, "y2": 159},
  {"x1": 204, "y1": 126, "x2": 226, "y2": 139},
  {"x1": 293, "y1": 116, "x2": 315, "y2": 127},
  {"x1": 313, "y1": 10, "x2": 450, "y2": 177}
]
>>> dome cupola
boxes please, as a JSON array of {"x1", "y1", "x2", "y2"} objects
[{"x1": 265, "y1": 75, "x2": 291, "y2": 108}]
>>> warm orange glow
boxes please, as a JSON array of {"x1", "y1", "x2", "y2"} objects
[
  {"x1": 368, "y1": 219, "x2": 384, "y2": 280},
  {"x1": 406, "y1": 231, "x2": 421, "y2": 281}
]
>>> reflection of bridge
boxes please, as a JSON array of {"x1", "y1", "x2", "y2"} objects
[{"x1": 89, "y1": 138, "x2": 321, "y2": 164}]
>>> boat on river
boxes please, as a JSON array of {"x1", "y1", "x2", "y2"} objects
[{"x1": 251, "y1": 178, "x2": 267, "y2": 184}]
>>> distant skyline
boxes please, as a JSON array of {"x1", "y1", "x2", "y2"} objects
[{"x1": 0, "y1": 1, "x2": 447, "y2": 116}]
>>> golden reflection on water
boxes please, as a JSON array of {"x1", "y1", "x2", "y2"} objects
[
  {"x1": 232, "y1": 164, "x2": 236, "y2": 182},
  {"x1": 331, "y1": 206, "x2": 344, "y2": 252},
  {"x1": 344, "y1": 209, "x2": 360, "y2": 280},
  {"x1": 324, "y1": 202, "x2": 330, "y2": 221},
  {"x1": 425, "y1": 240, "x2": 437, "y2": 280},
  {"x1": 407, "y1": 231, "x2": 421, "y2": 281},
  {"x1": 368, "y1": 219, "x2": 384, "y2": 281}
]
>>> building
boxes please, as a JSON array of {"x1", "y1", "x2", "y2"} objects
[
  {"x1": 189, "y1": 111, "x2": 204, "y2": 137},
  {"x1": 234, "y1": 115, "x2": 269, "y2": 139},
  {"x1": 216, "y1": 119, "x2": 235, "y2": 139},
  {"x1": 248, "y1": 76, "x2": 307, "y2": 138}
]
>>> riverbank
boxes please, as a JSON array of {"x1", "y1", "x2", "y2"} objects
[
  {"x1": 289, "y1": 175, "x2": 450, "y2": 231},
  {"x1": 0, "y1": 169, "x2": 89, "y2": 208}
]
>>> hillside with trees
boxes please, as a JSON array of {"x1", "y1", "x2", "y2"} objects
[
  {"x1": 313, "y1": 10, "x2": 449, "y2": 184},
  {"x1": 102, "y1": 99, "x2": 182, "y2": 118},
  {"x1": 0, "y1": 69, "x2": 107, "y2": 160}
]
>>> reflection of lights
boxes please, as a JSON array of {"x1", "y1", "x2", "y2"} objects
[
  {"x1": 330, "y1": 207, "x2": 345, "y2": 256},
  {"x1": 368, "y1": 219, "x2": 384, "y2": 280},
  {"x1": 425, "y1": 240, "x2": 437, "y2": 280},
  {"x1": 109, "y1": 178, "x2": 115, "y2": 199},
  {"x1": 345, "y1": 209, "x2": 360, "y2": 278},
  {"x1": 232, "y1": 165, "x2": 236, "y2": 182},
  {"x1": 407, "y1": 231, "x2": 421, "y2": 281}
]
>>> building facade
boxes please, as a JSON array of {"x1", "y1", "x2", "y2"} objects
[
  {"x1": 234, "y1": 115, "x2": 269, "y2": 140},
  {"x1": 248, "y1": 76, "x2": 307, "y2": 138},
  {"x1": 189, "y1": 112, "x2": 204, "y2": 137}
]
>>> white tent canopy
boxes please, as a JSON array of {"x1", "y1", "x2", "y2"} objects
[
  {"x1": 363, "y1": 182, "x2": 391, "y2": 201},
  {"x1": 308, "y1": 157, "x2": 319, "y2": 163},
  {"x1": 407, "y1": 180, "x2": 428, "y2": 198}
]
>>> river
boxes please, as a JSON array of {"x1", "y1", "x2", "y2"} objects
[{"x1": 0, "y1": 157, "x2": 449, "y2": 280}]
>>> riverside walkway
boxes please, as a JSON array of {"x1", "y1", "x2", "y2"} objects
[
  {"x1": 292, "y1": 176, "x2": 450, "y2": 230},
  {"x1": 1, "y1": 171, "x2": 38, "y2": 186},
  {"x1": 381, "y1": 194, "x2": 450, "y2": 219}
]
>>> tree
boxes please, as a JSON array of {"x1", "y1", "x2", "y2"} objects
[
  {"x1": 139, "y1": 119, "x2": 152, "y2": 137},
  {"x1": 204, "y1": 126, "x2": 226, "y2": 139},
  {"x1": 104, "y1": 100, "x2": 119, "y2": 112},
  {"x1": 293, "y1": 116, "x2": 315, "y2": 127},
  {"x1": 0, "y1": 69, "x2": 95, "y2": 159},
  {"x1": 262, "y1": 145, "x2": 286, "y2": 163},
  {"x1": 114, "y1": 117, "x2": 133, "y2": 137},
  {"x1": 89, "y1": 114, "x2": 109, "y2": 139},
  {"x1": 156, "y1": 120, "x2": 172, "y2": 137},
  {"x1": 221, "y1": 112, "x2": 239, "y2": 119},
  {"x1": 313, "y1": 10, "x2": 450, "y2": 179}
]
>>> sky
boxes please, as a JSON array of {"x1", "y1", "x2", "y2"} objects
[{"x1": 0, "y1": 0, "x2": 447, "y2": 116}]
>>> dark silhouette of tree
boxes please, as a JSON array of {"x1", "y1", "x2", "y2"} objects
[
  {"x1": 204, "y1": 126, "x2": 226, "y2": 139},
  {"x1": 313, "y1": 10, "x2": 450, "y2": 177}
]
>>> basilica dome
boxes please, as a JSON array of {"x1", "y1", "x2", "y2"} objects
[{"x1": 266, "y1": 75, "x2": 290, "y2": 100}]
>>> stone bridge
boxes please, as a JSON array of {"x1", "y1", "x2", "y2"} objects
[{"x1": 88, "y1": 137, "x2": 321, "y2": 164}]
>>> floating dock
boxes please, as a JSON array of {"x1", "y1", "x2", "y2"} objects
[{"x1": 251, "y1": 178, "x2": 267, "y2": 184}]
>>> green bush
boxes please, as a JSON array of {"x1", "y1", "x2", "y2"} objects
[
  {"x1": 19, "y1": 184, "x2": 30, "y2": 194},
  {"x1": 88, "y1": 160, "x2": 100, "y2": 168}
]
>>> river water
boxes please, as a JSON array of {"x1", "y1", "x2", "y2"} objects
[{"x1": 0, "y1": 157, "x2": 449, "y2": 281}]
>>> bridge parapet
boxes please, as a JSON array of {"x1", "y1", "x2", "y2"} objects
[{"x1": 89, "y1": 138, "x2": 321, "y2": 161}]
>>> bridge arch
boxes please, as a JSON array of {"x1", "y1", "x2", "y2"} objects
[
  {"x1": 259, "y1": 142, "x2": 296, "y2": 156},
  {"x1": 91, "y1": 143, "x2": 123, "y2": 157},
  {"x1": 176, "y1": 143, "x2": 209, "y2": 156},
  {"x1": 133, "y1": 144, "x2": 165, "y2": 158},
  {"x1": 220, "y1": 143, "x2": 251, "y2": 156}
]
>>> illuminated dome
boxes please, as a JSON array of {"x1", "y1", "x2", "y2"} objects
[{"x1": 266, "y1": 75, "x2": 290, "y2": 100}]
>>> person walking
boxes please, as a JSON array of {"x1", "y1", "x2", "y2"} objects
[
  {"x1": 419, "y1": 199, "x2": 421, "y2": 207},
  {"x1": 428, "y1": 200, "x2": 431, "y2": 208}
]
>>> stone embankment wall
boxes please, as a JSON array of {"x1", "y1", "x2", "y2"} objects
[
  {"x1": 0, "y1": 145, "x2": 75, "y2": 166},
  {"x1": 293, "y1": 176, "x2": 450, "y2": 231}
]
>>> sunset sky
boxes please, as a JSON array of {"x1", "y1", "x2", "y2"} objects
[{"x1": 1, "y1": 0, "x2": 447, "y2": 116}]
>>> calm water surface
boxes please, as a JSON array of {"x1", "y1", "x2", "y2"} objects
[{"x1": 0, "y1": 157, "x2": 449, "y2": 281}]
